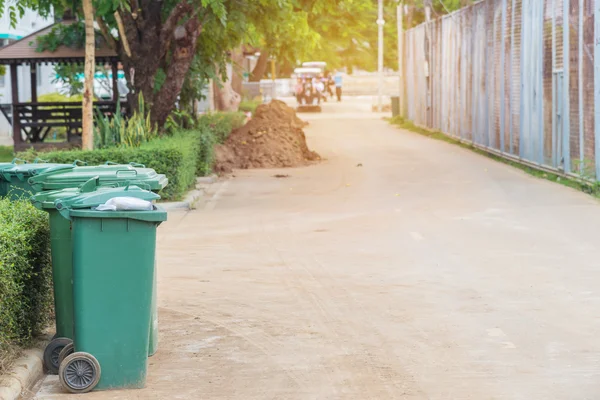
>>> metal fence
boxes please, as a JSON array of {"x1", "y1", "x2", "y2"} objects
[{"x1": 403, "y1": 0, "x2": 599, "y2": 179}]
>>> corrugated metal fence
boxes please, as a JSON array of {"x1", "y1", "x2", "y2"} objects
[{"x1": 403, "y1": 0, "x2": 600, "y2": 179}]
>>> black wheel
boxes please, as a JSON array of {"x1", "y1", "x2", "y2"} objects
[
  {"x1": 59, "y1": 352, "x2": 101, "y2": 394},
  {"x1": 44, "y1": 337, "x2": 73, "y2": 375},
  {"x1": 58, "y1": 342, "x2": 75, "y2": 366}
]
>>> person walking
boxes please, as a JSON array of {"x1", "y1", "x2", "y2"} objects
[{"x1": 334, "y1": 71, "x2": 343, "y2": 102}]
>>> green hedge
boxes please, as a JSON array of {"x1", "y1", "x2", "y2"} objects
[
  {"x1": 16, "y1": 112, "x2": 246, "y2": 200},
  {"x1": 0, "y1": 146, "x2": 13, "y2": 162},
  {"x1": 18, "y1": 132, "x2": 199, "y2": 201},
  {"x1": 196, "y1": 112, "x2": 245, "y2": 143},
  {"x1": 0, "y1": 200, "x2": 52, "y2": 355}
]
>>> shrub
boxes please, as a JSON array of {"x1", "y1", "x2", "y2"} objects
[
  {"x1": 239, "y1": 99, "x2": 261, "y2": 114},
  {"x1": 0, "y1": 200, "x2": 52, "y2": 370},
  {"x1": 0, "y1": 146, "x2": 13, "y2": 162},
  {"x1": 95, "y1": 95, "x2": 157, "y2": 149},
  {"x1": 17, "y1": 132, "x2": 199, "y2": 201},
  {"x1": 196, "y1": 112, "x2": 245, "y2": 144}
]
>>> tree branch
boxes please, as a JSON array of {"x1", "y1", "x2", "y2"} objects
[
  {"x1": 96, "y1": 17, "x2": 116, "y2": 51},
  {"x1": 160, "y1": 3, "x2": 193, "y2": 46},
  {"x1": 114, "y1": 11, "x2": 132, "y2": 58}
]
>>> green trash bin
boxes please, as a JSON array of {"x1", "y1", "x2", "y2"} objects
[
  {"x1": 30, "y1": 161, "x2": 167, "y2": 357},
  {"x1": 29, "y1": 162, "x2": 168, "y2": 193},
  {"x1": 31, "y1": 179, "x2": 161, "y2": 374},
  {"x1": 0, "y1": 158, "x2": 27, "y2": 197},
  {"x1": 1, "y1": 159, "x2": 71, "y2": 200},
  {"x1": 53, "y1": 188, "x2": 167, "y2": 393}
]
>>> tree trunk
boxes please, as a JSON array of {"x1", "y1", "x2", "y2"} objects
[
  {"x1": 150, "y1": 22, "x2": 201, "y2": 128},
  {"x1": 213, "y1": 63, "x2": 241, "y2": 111},
  {"x1": 407, "y1": 4, "x2": 414, "y2": 29},
  {"x1": 81, "y1": 0, "x2": 94, "y2": 150},
  {"x1": 230, "y1": 46, "x2": 245, "y2": 95},
  {"x1": 249, "y1": 50, "x2": 269, "y2": 82}
]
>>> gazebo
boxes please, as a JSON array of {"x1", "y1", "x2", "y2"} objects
[{"x1": 0, "y1": 20, "x2": 123, "y2": 151}]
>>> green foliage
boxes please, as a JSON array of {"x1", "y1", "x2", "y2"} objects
[
  {"x1": 95, "y1": 95, "x2": 158, "y2": 149},
  {"x1": 239, "y1": 99, "x2": 260, "y2": 113},
  {"x1": 196, "y1": 112, "x2": 245, "y2": 143},
  {"x1": 0, "y1": 200, "x2": 52, "y2": 360},
  {"x1": 18, "y1": 133, "x2": 199, "y2": 200},
  {"x1": 52, "y1": 64, "x2": 84, "y2": 96},
  {"x1": 38, "y1": 92, "x2": 83, "y2": 103},
  {"x1": 37, "y1": 93, "x2": 84, "y2": 140},
  {"x1": 33, "y1": 22, "x2": 93, "y2": 52},
  {"x1": 0, "y1": 146, "x2": 13, "y2": 162}
]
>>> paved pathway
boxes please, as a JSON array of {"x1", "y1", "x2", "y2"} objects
[{"x1": 34, "y1": 99, "x2": 600, "y2": 399}]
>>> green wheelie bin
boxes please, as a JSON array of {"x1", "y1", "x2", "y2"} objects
[
  {"x1": 0, "y1": 159, "x2": 27, "y2": 197},
  {"x1": 30, "y1": 160, "x2": 168, "y2": 354},
  {"x1": 54, "y1": 187, "x2": 167, "y2": 393},
  {"x1": 31, "y1": 165, "x2": 167, "y2": 373},
  {"x1": 1, "y1": 159, "x2": 72, "y2": 200},
  {"x1": 28, "y1": 162, "x2": 168, "y2": 192},
  {"x1": 31, "y1": 179, "x2": 161, "y2": 374}
]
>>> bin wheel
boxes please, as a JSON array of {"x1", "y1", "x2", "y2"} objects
[
  {"x1": 44, "y1": 337, "x2": 73, "y2": 375},
  {"x1": 59, "y1": 352, "x2": 101, "y2": 394},
  {"x1": 58, "y1": 342, "x2": 75, "y2": 366}
]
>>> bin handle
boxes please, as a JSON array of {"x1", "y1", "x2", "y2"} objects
[
  {"x1": 129, "y1": 162, "x2": 146, "y2": 168},
  {"x1": 33, "y1": 158, "x2": 49, "y2": 164},
  {"x1": 116, "y1": 169, "x2": 137, "y2": 178},
  {"x1": 104, "y1": 161, "x2": 119, "y2": 165},
  {"x1": 132, "y1": 182, "x2": 151, "y2": 191},
  {"x1": 79, "y1": 176, "x2": 100, "y2": 193},
  {"x1": 10, "y1": 158, "x2": 27, "y2": 164},
  {"x1": 72, "y1": 160, "x2": 88, "y2": 166}
]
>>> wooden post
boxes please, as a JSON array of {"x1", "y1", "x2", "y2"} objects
[
  {"x1": 82, "y1": 0, "x2": 95, "y2": 150},
  {"x1": 30, "y1": 64, "x2": 37, "y2": 103},
  {"x1": 112, "y1": 62, "x2": 119, "y2": 102},
  {"x1": 10, "y1": 63, "x2": 22, "y2": 147}
]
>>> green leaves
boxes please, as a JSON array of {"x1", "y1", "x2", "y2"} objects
[{"x1": 0, "y1": 200, "x2": 51, "y2": 352}]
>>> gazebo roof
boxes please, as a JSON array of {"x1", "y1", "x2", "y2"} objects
[{"x1": 0, "y1": 20, "x2": 118, "y2": 65}]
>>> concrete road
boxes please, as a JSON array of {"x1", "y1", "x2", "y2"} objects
[{"x1": 34, "y1": 99, "x2": 600, "y2": 399}]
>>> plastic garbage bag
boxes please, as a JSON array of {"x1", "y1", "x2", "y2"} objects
[{"x1": 94, "y1": 197, "x2": 154, "y2": 211}]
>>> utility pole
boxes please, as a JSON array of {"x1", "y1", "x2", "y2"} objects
[
  {"x1": 397, "y1": 2, "x2": 404, "y2": 117},
  {"x1": 377, "y1": 0, "x2": 385, "y2": 112}
]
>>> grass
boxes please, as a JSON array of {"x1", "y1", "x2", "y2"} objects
[
  {"x1": 0, "y1": 146, "x2": 13, "y2": 162},
  {"x1": 388, "y1": 116, "x2": 600, "y2": 198}
]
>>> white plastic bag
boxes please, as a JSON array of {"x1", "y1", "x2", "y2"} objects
[{"x1": 94, "y1": 197, "x2": 154, "y2": 211}]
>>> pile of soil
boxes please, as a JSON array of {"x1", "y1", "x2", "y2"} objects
[{"x1": 214, "y1": 100, "x2": 320, "y2": 173}]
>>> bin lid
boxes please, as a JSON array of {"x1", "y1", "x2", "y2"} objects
[
  {"x1": 54, "y1": 181, "x2": 161, "y2": 220},
  {"x1": 1, "y1": 158, "x2": 70, "y2": 182},
  {"x1": 28, "y1": 162, "x2": 168, "y2": 191},
  {"x1": 0, "y1": 158, "x2": 28, "y2": 172},
  {"x1": 30, "y1": 176, "x2": 140, "y2": 210},
  {"x1": 69, "y1": 206, "x2": 168, "y2": 222}
]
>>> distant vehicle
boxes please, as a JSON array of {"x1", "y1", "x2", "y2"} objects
[{"x1": 293, "y1": 67, "x2": 323, "y2": 112}]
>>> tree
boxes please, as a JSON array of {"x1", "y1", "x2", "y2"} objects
[{"x1": 81, "y1": 0, "x2": 94, "y2": 150}]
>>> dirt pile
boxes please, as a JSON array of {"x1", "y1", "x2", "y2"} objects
[{"x1": 214, "y1": 100, "x2": 320, "y2": 173}]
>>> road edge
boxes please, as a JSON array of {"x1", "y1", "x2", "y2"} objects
[
  {"x1": 0, "y1": 347, "x2": 45, "y2": 400},
  {"x1": 161, "y1": 175, "x2": 218, "y2": 210}
]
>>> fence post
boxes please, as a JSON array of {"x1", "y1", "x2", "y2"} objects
[
  {"x1": 500, "y1": 0, "x2": 508, "y2": 152},
  {"x1": 578, "y1": 0, "x2": 584, "y2": 174},
  {"x1": 595, "y1": 0, "x2": 600, "y2": 178},
  {"x1": 509, "y1": 0, "x2": 517, "y2": 154},
  {"x1": 563, "y1": 0, "x2": 571, "y2": 172}
]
